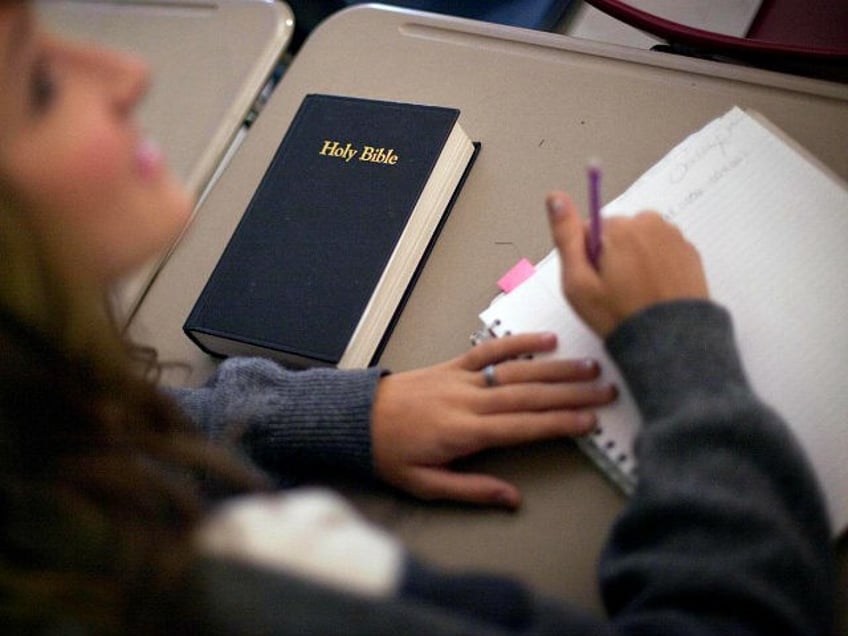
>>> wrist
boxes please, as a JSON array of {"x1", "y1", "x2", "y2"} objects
[
  {"x1": 606, "y1": 300, "x2": 748, "y2": 421},
  {"x1": 370, "y1": 371, "x2": 400, "y2": 483}
]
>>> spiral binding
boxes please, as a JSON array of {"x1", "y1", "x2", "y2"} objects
[{"x1": 472, "y1": 317, "x2": 638, "y2": 497}]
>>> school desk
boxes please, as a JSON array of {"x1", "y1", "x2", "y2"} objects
[{"x1": 127, "y1": 4, "x2": 848, "y2": 624}]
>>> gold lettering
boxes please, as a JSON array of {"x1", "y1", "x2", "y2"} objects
[
  {"x1": 319, "y1": 140, "x2": 357, "y2": 162},
  {"x1": 321, "y1": 141, "x2": 398, "y2": 165},
  {"x1": 359, "y1": 146, "x2": 399, "y2": 165}
]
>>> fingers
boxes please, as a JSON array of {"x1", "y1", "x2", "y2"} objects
[
  {"x1": 477, "y1": 380, "x2": 617, "y2": 415},
  {"x1": 464, "y1": 409, "x2": 601, "y2": 451},
  {"x1": 466, "y1": 351, "x2": 615, "y2": 411},
  {"x1": 403, "y1": 466, "x2": 522, "y2": 509},
  {"x1": 483, "y1": 356, "x2": 600, "y2": 386},
  {"x1": 546, "y1": 191, "x2": 597, "y2": 291},
  {"x1": 462, "y1": 331, "x2": 558, "y2": 370},
  {"x1": 460, "y1": 331, "x2": 616, "y2": 411}
]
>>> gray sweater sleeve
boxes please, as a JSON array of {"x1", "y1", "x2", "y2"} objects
[
  {"x1": 167, "y1": 357, "x2": 384, "y2": 481},
  {"x1": 182, "y1": 300, "x2": 835, "y2": 635},
  {"x1": 600, "y1": 300, "x2": 835, "y2": 635},
  {"x1": 398, "y1": 300, "x2": 835, "y2": 635}
]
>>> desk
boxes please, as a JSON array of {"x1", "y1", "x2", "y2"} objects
[
  {"x1": 557, "y1": 0, "x2": 763, "y2": 50},
  {"x1": 129, "y1": 4, "x2": 848, "y2": 624},
  {"x1": 38, "y1": 0, "x2": 293, "y2": 316}
]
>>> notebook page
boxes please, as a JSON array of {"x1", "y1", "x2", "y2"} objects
[
  {"x1": 480, "y1": 107, "x2": 847, "y2": 533},
  {"x1": 605, "y1": 107, "x2": 848, "y2": 532},
  {"x1": 480, "y1": 252, "x2": 641, "y2": 491}
]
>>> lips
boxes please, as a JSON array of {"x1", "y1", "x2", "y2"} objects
[{"x1": 135, "y1": 137, "x2": 163, "y2": 180}]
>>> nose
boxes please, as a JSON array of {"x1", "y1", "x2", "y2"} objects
[
  {"x1": 102, "y1": 49, "x2": 150, "y2": 118},
  {"x1": 48, "y1": 35, "x2": 151, "y2": 117}
]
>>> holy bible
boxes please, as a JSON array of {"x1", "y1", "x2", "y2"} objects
[{"x1": 185, "y1": 94, "x2": 477, "y2": 368}]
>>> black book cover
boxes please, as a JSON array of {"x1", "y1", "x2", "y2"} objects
[{"x1": 184, "y1": 94, "x2": 475, "y2": 366}]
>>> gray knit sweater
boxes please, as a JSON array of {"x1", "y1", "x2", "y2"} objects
[{"x1": 169, "y1": 300, "x2": 834, "y2": 635}]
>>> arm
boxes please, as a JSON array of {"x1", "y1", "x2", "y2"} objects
[
  {"x1": 170, "y1": 336, "x2": 616, "y2": 501},
  {"x1": 547, "y1": 192, "x2": 835, "y2": 635},
  {"x1": 602, "y1": 301, "x2": 834, "y2": 635},
  {"x1": 181, "y1": 194, "x2": 834, "y2": 636},
  {"x1": 168, "y1": 358, "x2": 382, "y2": 483}
]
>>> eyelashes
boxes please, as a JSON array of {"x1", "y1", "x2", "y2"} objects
[{"x1": 31, "y1": 56, "x2": 56, "y2": 113}]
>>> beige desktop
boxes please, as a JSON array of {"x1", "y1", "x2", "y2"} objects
[{"x1": 125, "y1": 4, "x2": 847, "y2": 624}]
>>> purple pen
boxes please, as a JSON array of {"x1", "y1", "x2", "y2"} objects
[{"x1": 587, "y1": 160, "x2": 603, "y2": 269}]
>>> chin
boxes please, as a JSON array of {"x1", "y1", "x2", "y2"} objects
[
  {"x1": 157, "y1": 178, "x2": 196, "y2": 237},
  {"x1": 170, "y1": 186, "x2": 195, "y2": 231},
  {"x1": 114, "y1": 182, "x2": 195, "y2": 278}
]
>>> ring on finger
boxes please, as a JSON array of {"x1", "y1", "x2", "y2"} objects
[{"x1": 482, "y1": 364, "x2": 499, "y2": 388}]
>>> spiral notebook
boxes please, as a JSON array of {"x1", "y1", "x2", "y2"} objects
[
  {"x1": 479, "y1": 251, "x2": 640, "y2": 495},
  {"x1": 477, "y1": 107, "x2": 848, "y2": 534}
]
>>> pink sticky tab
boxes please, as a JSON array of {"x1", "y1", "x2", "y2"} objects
[{"x1": 497, "y1": 258, "x2": 536, "y2": 293}]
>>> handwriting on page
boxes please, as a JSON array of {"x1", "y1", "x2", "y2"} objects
[
  {"x1": 607, "y1": 106, "x2": 848, "y2": 531},
  {"x1": 605, "y1": 107, "x2": 753, "y2": 222},
  {"x1": 479, "y1": 107, "x2": 848, "y2": 529}
]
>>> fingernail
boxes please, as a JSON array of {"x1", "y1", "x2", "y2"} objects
[
  {"x1": 547, "y1": 195, "x2": 566, "y2": 220},
  {"x1": 579, "y1": 357, "x2": 598, "y2": 371},
  {"x1": 540, "y1": 332, "x2": 558, "y2": 347},
  {"x1": 496, "y1": 490, "x2": 520, "y2": 509},
  {"x1": 576, "y1": 412, "x2": 597, "y2": 431}
]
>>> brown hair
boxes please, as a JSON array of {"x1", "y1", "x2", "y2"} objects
[{"x1": 0, "y1": 193, "x2": 265, "y2": 631}]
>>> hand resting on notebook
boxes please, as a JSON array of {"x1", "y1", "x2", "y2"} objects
[
  {"x1": 372, "y1": 331, "x2": 617, "y2": 509},
  {"x1": 370, "y1": 191, "x2": 707, "y2": 511}
]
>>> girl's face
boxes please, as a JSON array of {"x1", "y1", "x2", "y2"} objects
[{"x1": 0, "y1": 4, "x2": 192, "y2": 285}]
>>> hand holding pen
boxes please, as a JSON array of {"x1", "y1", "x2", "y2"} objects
[{"x1": 545, "y1": 189, "x2": 709, "y2": 338}]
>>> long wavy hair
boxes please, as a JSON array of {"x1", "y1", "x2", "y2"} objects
[{"x1": 0, "y1": 189, "x2": 265, "y2": 633}]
